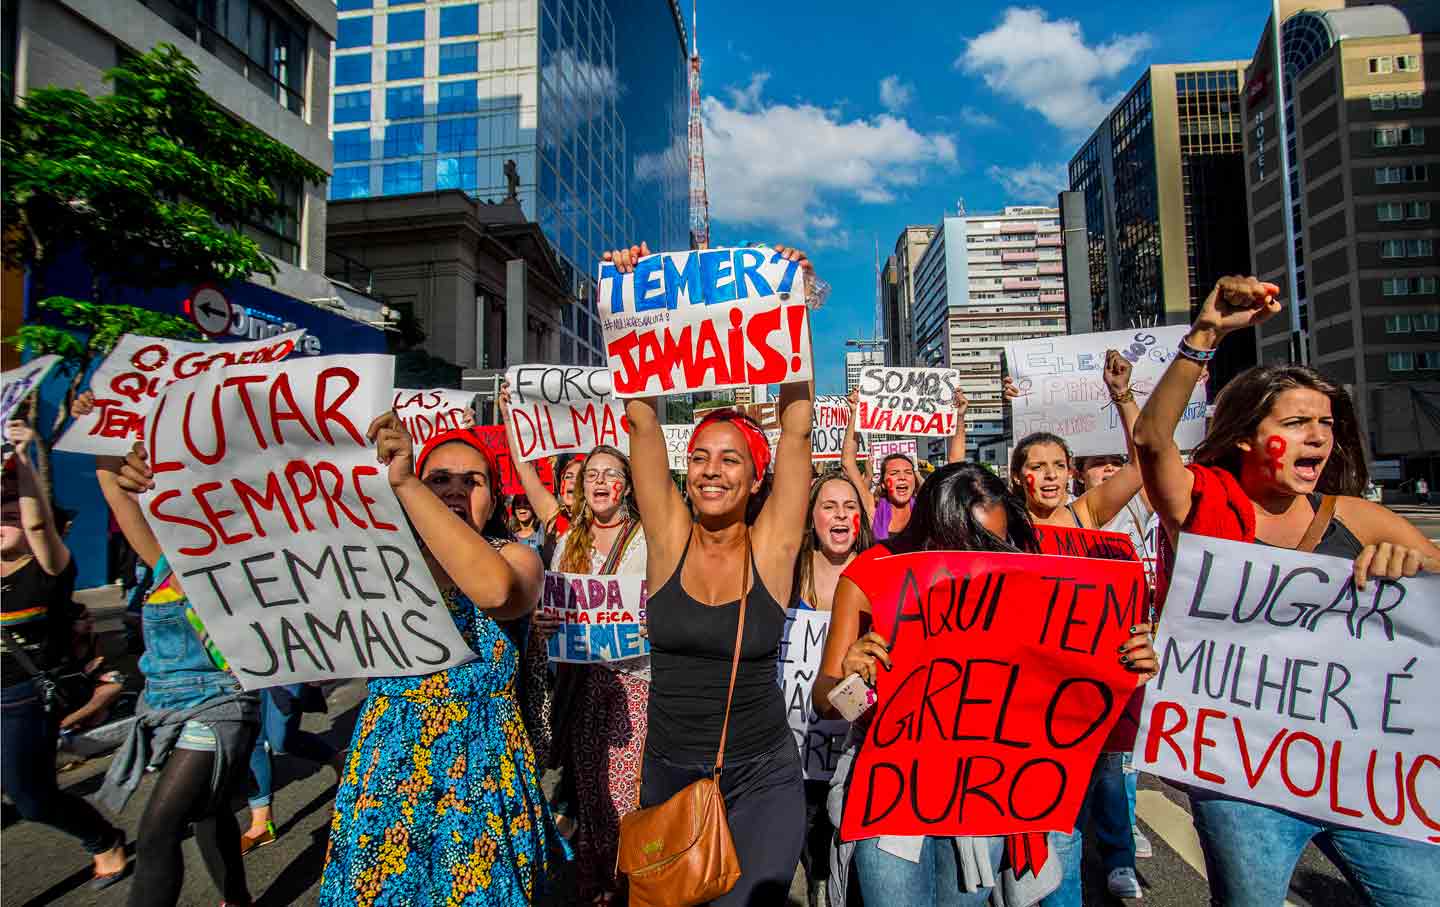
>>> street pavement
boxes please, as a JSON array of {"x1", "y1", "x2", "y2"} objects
[{"x1": 5, "y1": 505, "x2": 1436, "y2": 906}]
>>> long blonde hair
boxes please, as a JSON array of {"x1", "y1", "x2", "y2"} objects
[{"x1": 557, "y1": 445, "x2": 636, "y2": 573}]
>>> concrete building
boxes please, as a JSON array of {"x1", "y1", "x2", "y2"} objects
[
  {"x1": 328, "y1": 0, "x2": 689, "y2": 366},
  {"x1": 1242, "y1": 1, "x2": 1439, "y2": 483},
  {"x1": 5, "y1": 0, "x2": 340, "y2": 307},
  {"x1": 845, "y1": 349, "x2": 882, "y2": 394},
  {"x1": 912, "y1": 207, "x2": 1068, "y2": 464},
  {"x1": 1068, "y1": 61, "x2": 1256, "y2": 386},
  {"x1": 880, "y1": 225, "x2": 937, "y2": 366}
]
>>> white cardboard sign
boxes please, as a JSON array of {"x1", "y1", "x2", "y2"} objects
[
  {"x1": 0, "y1": 355, "x2": 62, "y2": 425},
  {"x1": 661, "y1": 424, "x2": 692, "y2": 470},
  {"x1": 1004, "y1": 326, "x2": 1207, "y2": 456},
  {"x1": 540, "y1": 572, "x2": 649, "y2": 663},
  {"x1": 142, "y1": 354, "x2": 474, "y2": 688},
  {"x1": 870, "y1": 437, "x2": 918, "y2": 463},
  {"x1": 813, "y1": 395, "x2": 866, "y2": 461},
  {"x1": 855, "y1": 366, "x2": 961, "y2": 437},
  {"x1": 778, "y1": 609, "x2": 852, "y2": 781},
  {"x1": 55, "y1": 332, "x2": 304, "y2": 456},
  {"x1": 504, "y1": 365, "x2": 629, "y2": 461},
  {"x1": 392, "y1": 388, "x2": 475, "y2": 446},
  {"x1": 1133, "y1": 534, "x2": 1439, "y2": 844}
]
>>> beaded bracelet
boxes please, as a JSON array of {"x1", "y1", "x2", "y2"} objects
[{"x1": 1177, "y1": 336, "x2": 1217, "y2": 363}]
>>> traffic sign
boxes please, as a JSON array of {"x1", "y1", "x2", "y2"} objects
[{"x1": 186, "y1": 285, "x2": 232, "y2": 337}]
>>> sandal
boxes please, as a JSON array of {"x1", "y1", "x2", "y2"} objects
[{"x1": 239, "y1": 820, "x2": 277, "y2": 856}]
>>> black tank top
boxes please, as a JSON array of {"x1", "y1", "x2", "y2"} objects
[
  {"x1": 1256, "y1": 494, "x2": 1365, "y2": 559},
  {"x1": 646, "y1": 535, "x2": 790, "y2": 764}
]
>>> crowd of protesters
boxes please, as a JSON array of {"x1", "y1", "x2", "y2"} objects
[{"x1": 2, "y1": 249, "x2": 1437, "y2": 907}]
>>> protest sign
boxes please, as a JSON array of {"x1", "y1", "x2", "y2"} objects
[
  {"x1": 839, "y1": 550, "x2": 1143, "y2": 840},
  {"x1": 1134, "y1": 534, "x2": 1440, "y2": 844},
  {"x1": 813, "y1": 396, "x2": 865, "y2": 462},
  {"x1": 540, "y1": 572, "x2": 649, "y2": 663},
  {"x1": 1004, "y1": 326, "x2": 1207, "y2": 456},
  {"x1": 596, "y1": 247, "x2": 813, "y2": 397},
  {"x1": 661, "y1": 425, "x2": 692, "y2": 470},
  {"x1": 778, "y1": 609, "x2": 851, "y2": 780},
  {"x1": 855, "y1": 366, "x2": 961, "y2": 437},
  {"x1": 1036, "y1": 525, "x2": 1140, "y2": 563},
  {"x1": 0, "y1": 355, "x2": 62, "y2": 425},
  {"x1": 393, "y1": 388, "x2": 474, "y2": 446},
  {"x1": 471, "y1": 425, "x2": 553, "y2": 496},
  {"x1": 869, "y1": 437, "x2": 917, "y2": 464},
  {"x1": 504, "y1": 365, "x2": 629, "y2": 461},
  {"x1": 140, "y1": 354, "x2": 474, "y2": 688},
  {"x1": 55, "y1": 332, "x2": 304, "y2": 456}
]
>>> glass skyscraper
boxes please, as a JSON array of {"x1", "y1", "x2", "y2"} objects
[{"x1": 330, "y1": 0, "x2": 689, "y2": 364}]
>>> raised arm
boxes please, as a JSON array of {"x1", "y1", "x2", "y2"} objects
[
  {"x1": 843, "y1": 388, "x2": 876, "y2": 516},
  {"x1": 946, "y1": 387, "x2": 968, "y2": 464},
  {"x1": 6, "y1": 422, "x2": 71, "y2": 575},
  {"x1": 498, "y1": 380, "x2": 563, "y2": 524},
  {"x1": 100, "y1": 447, "x2": 164, "y2": 570},
  {"x1": 755, "y1": 367, "x2": 815, "y2": 586},
  {"x1": 369, "y1": 412, "x2": 538, "y2": 619},
  {"x1": 1075, "y1": 350, "x2": 1144, "y2": 528},
  {"x1": 1134, "y1": 277, "x2": 1281, "y2": 536}
]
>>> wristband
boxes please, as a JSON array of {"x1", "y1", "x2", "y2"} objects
[
  {"x1": 1177, "y1": 336, "x2": 1217, "y2": 363},
  {"x1": 1110, "y1": 387, "x2": 1136, "y2": 404}
]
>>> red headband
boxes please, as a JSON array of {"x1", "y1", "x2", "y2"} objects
[
  {"x1": 688, "y1": 409, "x2": 772, "y2": 477},
  {"x1": 415, "y1": 428, "x2": 496, "y2": 484}
]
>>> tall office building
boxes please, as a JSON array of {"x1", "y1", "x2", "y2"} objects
[
  {"x1": 1242, "y1": 1, "x2": 1439, "y2": 481},
  {"x1": 1068, "y1": 61, "x2": 1255, "y2": 385},
  {"x1": 880, "y1": 225, "x2": 937, "y2": 366},
  {"x1": 330, "y1": 0, "x2": 689, "y2": 365},
  {"x1": 845, "y1": 349, "x2": 882, "y2": 394},
  {"x1": 4, "y1": 0, "x2": 339, "y2": 308},
  {"x1": 912, "y1": 207, "x2": 1067, "y2": 464}
]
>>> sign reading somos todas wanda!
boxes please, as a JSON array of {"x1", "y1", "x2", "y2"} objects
[
  {"x1": 596, "y1": 247, "x2": 813, "y2": 397},
  {"x1": 839, "y1": 550, "x2": 1143, "y2": 840},
  {"x1": 856, "y1": 366, "x2": 961, "y2": 437},
  {"x1": 141, "y1": 354, "x2": 475, "y2": 689},
  {"x1": 1133, "y1": 534, "x2": 1440, "y2": 844}
]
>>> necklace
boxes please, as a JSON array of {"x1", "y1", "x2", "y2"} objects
[{"x1": 593, "y1": 517, "x2": 625, "y2": 529}]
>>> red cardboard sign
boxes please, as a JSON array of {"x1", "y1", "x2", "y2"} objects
[
  {"x1": 839, "y1": 550, "x2": 1143, "y2": 841},
  {"x1": 472, "y1": 425, "x2": 553, "y2": 496},
  {"x1": 1036, "y1": 525, "x2": 1140, "y2": 563}
]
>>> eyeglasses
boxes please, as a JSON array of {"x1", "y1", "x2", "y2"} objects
[{"x1": 583, "y1": 468, "x2": 626, "y2": 484}]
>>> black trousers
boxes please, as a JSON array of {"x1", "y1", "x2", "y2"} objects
[{"x1": 641, "y1": 739, "x2": 806, "y2": 907}]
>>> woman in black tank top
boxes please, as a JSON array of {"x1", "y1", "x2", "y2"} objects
[{"x1": 607, "y1": 242, "x2": 814, "y2": 906}]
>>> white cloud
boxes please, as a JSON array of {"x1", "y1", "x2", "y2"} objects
[
  {"x1": 702, "y1": 75, "x2": 957, "y2": 244},
  {"x1": 986, "y1": 162, "x2": 1068, "y2": 203},
  {"x1": 958, "y1": 106, "x2": 999, "y2": 128},
  {"x1": 958, "y1": 7, "x2": 1150, "y2": 135},
  {"x1": 878, "y1": 75, "x2": 914, "y2": 112},
  {"x1": 541, "y1": 46, "x2": 620, "y2": 136}
]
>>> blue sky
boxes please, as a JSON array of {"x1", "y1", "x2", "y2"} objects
[{"x1": 691, "y1": 1, "x2": 1273, "y2": 393}]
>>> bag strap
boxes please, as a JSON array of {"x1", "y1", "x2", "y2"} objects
[
  {"x1": 713, "y1": 532, "x2": 750, "y2": 779},
  {"x1": 1, "y1": 627, "x2": 47, "y2": 680},
  {"x1": 1296, "y1": 494, "x2": 1337, "y2": 553}
]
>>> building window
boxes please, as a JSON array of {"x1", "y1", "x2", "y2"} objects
[
  {"x1": 386, "y1": 85, "x2": 424, "y2": 119},
  {"x1": 438, "y1": 42, "x2": 478, "y2": 75},
  {"x1": 334, "y1": 129, "x2": 370, "y2": 163},
  {"x1": 337, "y1": 0, "x2": 371, "y2": 10},
  {"x1": 438, "y1": 80, "x2": 478, "y2": 114},
  {"x1": 1378, "y1": 202, "x2": 1405, "y2": 221},
  {"x1": 1407, "y1": 201, "x2": 1431, "y2": 219},
  {"x1": 383, "y1": 122, "x2": 424, "y2": 158},
  {"x1": 1396, "y1": 54, "x2": 1420, "y2": 73},
  {"x1": 330, "y1": 166, "x2": 369, "y2": 200},
  {"x1": 1417, "y1": 313, "x2": 1440, "y2": 331},
  {"x1": 242, "y1": 178, "x2": 301, "y2": 265},
  {"x1": 439, "y1": 4, "x2": 478, "y2": 37},
  {"x1": 386, "y1": 47, "x2": 423, "y2": 81},
  {"x1": 1371, "y1": 93, "x2": 1395, "y2": 110},
  {"x1": 382, "y1": 161, "x2": 422, "y2": 194},
  {"x1": 335, "y1": 53, "x2": 370, "y2": 86},
  {"x1": 1398, "y1": 92, "x2": 1424, "y2": 110},
  {"x1": 337, "y1": 16, "x2": 372, "y2": 49},
  {"x1": 1421, "y1": 351, "x2": 1440, "y2": 369},
  {"x1": 437, "y1": 156, "x2": 478, "y2": 191},
  {"x1": 1383, "y1": 276, "x2": 1439, "y2": 295},
  {"x1": 436, "y1": 117, "x2": 478, "y2": 152},
  {"x1": 333, "y1": 90, "x2": 371, "y2": 123},
  {"x1": 1369, "y1": 57, "x2": 1394, "y2": 74},
  {"x1": 1389, "y1": 352, "x2": 1414, "y2": 372},
  {"x1": 387, "y1": 9, "x2": 424, "y2": 43},
  {"x1": 1374, "y1": 126, "x2": 1425, "y2": 147},
  {"x1": 1386, "y1": 314, "x2": 1412, "y2": 333},
  {"x1": 1376, "y1": 164, "x2": 1429, "y2": 184},
  {"x1": 1386, "y1": 238, "x2": 1436, "y2": 258}
]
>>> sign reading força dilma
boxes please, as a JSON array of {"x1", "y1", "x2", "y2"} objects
[{"x1": 595, "y1": 247, "x2": 813, "y2": 398}]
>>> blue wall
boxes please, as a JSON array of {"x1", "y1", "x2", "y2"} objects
[{"x1": 29, "y1": 268, "x2": 386, "y2": 590}]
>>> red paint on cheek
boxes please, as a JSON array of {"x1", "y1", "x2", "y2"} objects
[
  {"x1": 1265, "y1": 435, "x2": 1287, "y2": 476},
  {"x1": 852, "y1": 513, "x2": 860, "y2": 536},
  {"x1": 1025, "y1": 473, "x2": 1037, "y2": 495},
  {"x1": 611, "y1": 482, "x2": 623, "y2": 499}
]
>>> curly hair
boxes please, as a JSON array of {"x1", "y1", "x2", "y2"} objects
[{"x1": 556, "y1": 445, "x2": 636, "y2": 573}]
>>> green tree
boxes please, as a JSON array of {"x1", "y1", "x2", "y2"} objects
[{"x1": 2, "y1": 43, "x2": 328, "y2": 488}]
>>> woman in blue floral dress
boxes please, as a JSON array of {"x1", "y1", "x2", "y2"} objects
[{"x1": 320, "y1": 423, "x2": 566, "y2": 907}]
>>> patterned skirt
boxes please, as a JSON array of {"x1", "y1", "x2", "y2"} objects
[{"x1": 570, "y1": 667, "x2": 649, "y2": 900}]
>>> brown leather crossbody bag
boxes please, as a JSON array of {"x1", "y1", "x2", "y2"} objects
[{"x1": 616, "y1": 535, "x2": 748, "y2": 906}]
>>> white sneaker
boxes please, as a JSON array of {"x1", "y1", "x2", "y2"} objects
[
  {"x1": 1133, "y1": 825, "x2": 1153, "y2": 858},
  {"x1": 1107, "y1": 867, "x2": 1143, "y2": 899}
]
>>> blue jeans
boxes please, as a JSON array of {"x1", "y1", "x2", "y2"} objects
[
  {"x1": 248, "y1": 686, "x2": 335, "y2": 809},
  {"x1": 1191, "y1": 790, "x2": 1439, "y2": 907},
  {"x1": 853, "y1": 836, "x2": 1005, "y2": 907},
  {"x1": 1041, "y1": 752, "x2": 1138, "y2": 907}
]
